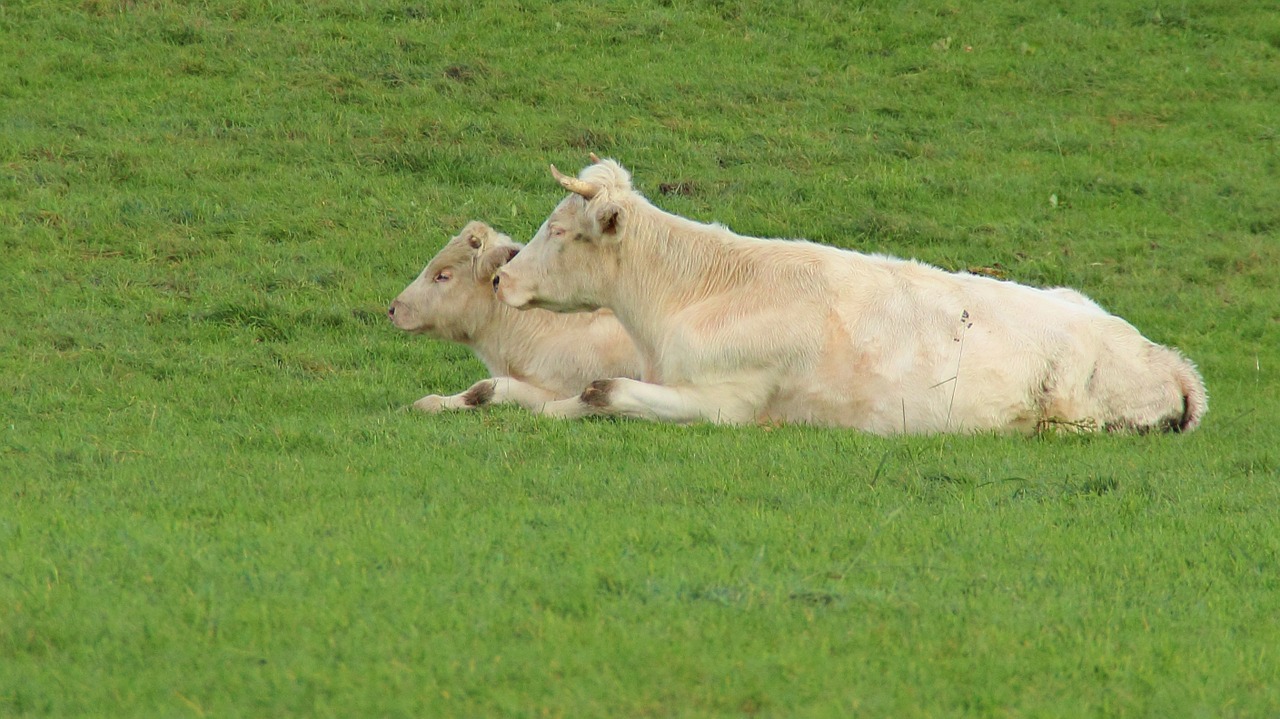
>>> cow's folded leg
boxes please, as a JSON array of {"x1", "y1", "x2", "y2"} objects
[
  {"x1": 485, "y1": 377, "x2": 562, "y2": 412},
  {"x1": 580, "y1": 377, "x2": 763, "y2": 424},
  {"x1": 412, "y1": 378, "x2": 498, "y2": 412},
  {"x1": 537, "y1": 395, "x2": 599, "y2": 419},
  {"x1": 412, "y1": 392, "x2": 467, "y2": 412},
  {"x1": 414, "y1": 377, "x2": 568, "y2": 413}
]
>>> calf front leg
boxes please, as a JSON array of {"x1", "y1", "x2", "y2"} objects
[{"x1": 413, "y1": 377, "x2": 561, "y2": 413}]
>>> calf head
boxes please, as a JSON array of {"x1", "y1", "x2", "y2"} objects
[
  {"x1": 388, "y1": 221, "x2": 521, "y2": 342},
  {"x1": 495, "y1": 156, "x2": 632, "y2": 313}
]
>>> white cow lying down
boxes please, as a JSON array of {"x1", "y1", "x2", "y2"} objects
[
  {"x1": 494, "y1": 158, "x2": 1207, "y2": 435},
  {"x1": 388, "y1": 221, "x2": 643, "y2": 412}
]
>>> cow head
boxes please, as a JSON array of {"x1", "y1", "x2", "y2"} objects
[
  {"x1": 388, "y1": 220, "x2": 521, "y2": 341},
  {"x1": 494, "y1": 156, "x2": 631, "y2": 313}
]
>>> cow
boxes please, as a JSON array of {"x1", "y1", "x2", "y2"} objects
[
  {"x1": 493, "y1": 157, "x2": 1207, "y2": 435},
  {"x1": 388, "y1": 220, "x2": 644, "y2": 413}
]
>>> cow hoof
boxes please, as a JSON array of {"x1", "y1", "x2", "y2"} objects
[
  {"x1": 413, "y1": 395, "x2": 447, "y2": 412},
  {"x1": 462, "y1": 380, "x2": 496, "y2": 407},
  {"x1": 581, "y1": 379, "x2": 614, "y2": 408}
]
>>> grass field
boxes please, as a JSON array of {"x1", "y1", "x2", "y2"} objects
[{"x1": 2, "y1": 0, "x2": 1279, "y2": 715}]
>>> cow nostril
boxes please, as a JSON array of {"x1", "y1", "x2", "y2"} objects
[{"x1": 387, "y1": 304, "x2": 395, "y2": 318}]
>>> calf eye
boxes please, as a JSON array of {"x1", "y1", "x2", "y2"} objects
[{"x1": 434, "y1": 270, "x2": 452, "y2": 282}]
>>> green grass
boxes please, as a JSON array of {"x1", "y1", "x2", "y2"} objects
[{"x1": 3, "y1": 0, "x2": 1279, "y2": 715}]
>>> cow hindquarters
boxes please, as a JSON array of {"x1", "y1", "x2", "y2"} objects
[
  {"x1": 1171, "y1": 351, "x2": 1208, "y2": 431},
  {"x1": 1050, "y1": 334, "x2": 1205, "y2": 433}
]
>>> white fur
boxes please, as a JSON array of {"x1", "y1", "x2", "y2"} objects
[
  {"x1": 389, "y1": 221, "x2": 644, "y2": 412},
  {"x1": 496, "y1": 160, "x2": 1207, "y2": 434}
]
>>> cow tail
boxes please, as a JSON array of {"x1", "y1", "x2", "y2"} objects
[{"x1": 1173, "y1": 353, "x2": 1208, "y2": 432}]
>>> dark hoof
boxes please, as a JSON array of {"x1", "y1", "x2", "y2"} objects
[
  {"x1": 462, "y1": 380, "x2": 496, "y2": 407},
  {"x1": 580, "y1": 379, "x2": 614, "y2": 408}
]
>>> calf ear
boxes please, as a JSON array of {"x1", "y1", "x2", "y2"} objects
[
  {"x1": 459, "y1": 220, "x2": 491, "y2": 250},
  {"x1": 473, "y1": 244, "x2": 520, "y2": 281}
]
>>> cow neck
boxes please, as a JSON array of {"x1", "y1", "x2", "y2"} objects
[
  {"x1": 465, "y1": 297, "x2": 521, "y2": 371},
  {"x1": 610, "y1": 205, "x2": 763, "y2": 348},
  {"x1": 473, "y1": 300, "x2": 578, "y2": 377}
]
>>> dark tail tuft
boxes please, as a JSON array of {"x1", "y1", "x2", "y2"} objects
[{"x1": 1174, "y1": 355, "x2": 1208, "y2": 432}]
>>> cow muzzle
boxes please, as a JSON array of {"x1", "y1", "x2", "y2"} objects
[{"x1": 492, "y1": 269, "x2": 534, "y2": 310}]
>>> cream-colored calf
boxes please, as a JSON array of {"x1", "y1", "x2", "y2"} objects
[
  {"x1": 389, "y1": 221, "x2": 643, "y2": 412},
  {"x1": 495, "y1": 158, "x2": 1206, "y2": 434}
]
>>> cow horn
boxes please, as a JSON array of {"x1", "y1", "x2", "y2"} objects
[
  {"x1": 550, "y1": 164, "x2": 599, "y2": 199},
  {"x1": 588, "y1": 152, "x2": 601, "y2": 164}
]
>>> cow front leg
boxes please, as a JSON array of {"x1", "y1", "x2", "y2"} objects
[
  {"x1": 577, "y1": 377, "x2": 765, "y2": 424},
  {"x1": 413, "y1": 382, "x2": 486, "y2": 412},
  {"x1": 486, "y1": 377, "x2": 563, "y2": 411},
  {"x1": 412, "y1": 377, "x2": 561, "y2": 413},
  {"x1": 536, "y1": 395, "x2": 600, "y2": 420}
]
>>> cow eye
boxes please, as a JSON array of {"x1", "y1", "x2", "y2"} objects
[{"x1": 434, "y1": 270, "x2": 452, "y2": 282}]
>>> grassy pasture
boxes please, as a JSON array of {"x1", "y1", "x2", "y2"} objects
[{"x1": 2, "y1": 0, "x2": 1279, "y2": 715}]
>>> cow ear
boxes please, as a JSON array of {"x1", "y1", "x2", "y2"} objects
[
  {"x1": 473, "y1": 244, "x2": 520, "y2": 281},
  {"x1": 589, "y1": 201, "x2": 624, "y2": 242},
  {"x1": 459, "y1": 220, "x2": 492, "y2": 250}
]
